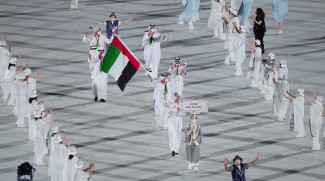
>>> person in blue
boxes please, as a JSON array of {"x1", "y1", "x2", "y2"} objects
[
  {"x1": 93, "y1": 12, "x2": 133, "y2": 39},
  {"x1": 224, "y1": 154, "x2": 261, "y2": 181},
  {"x1": 177, "y1": 0, "x2": 200, "y2": 30},
  {"x1": 273, "y1": 0, "x2": 288, "y2": 35},
  {"x1": 237, "y1": 0, "x2": 254, "y2": 27}
]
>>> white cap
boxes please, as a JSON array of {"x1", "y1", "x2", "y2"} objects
[
  {"x1": 24, "y1": 68, "x2": 31, "y2": 76},
  {"x1": 9, "y1": 58, "x2": 17, "y2": 64},
  {"x1": 268, "y1": 52, "x2": 275, "y2": 60},
  {"x1": 0, "y1": 40, "x2": 7, "y2": 46},
  {"x1": 280, "y1": 60, "x2": 287, "y2": 68},
  {"x1": 16, "y1": 72, "x2": 25, "y2": 80},
  {"x1": 52, "y1": 126, "x2": 59, "y2": 133},
  {"x1": 230, "y1": 9, "x2": 238, "y2": 16},
  {"x1": 255, "y1": 39, "x2": 261, "y2": 46},
  {"x1": 297, "y1": 89, "x2": 304, "y2": 96},
  {"x1": 30, "y1": 89, "x2": 37, "y2": 98},
  {"x1": 76, "y1": 159, "x2": 84, "y2": 169},
  {"x1": 54, "y1": 135, "x2": 62, "y2": 144},
  {"x1": 69, "y1": 145, "x2": 77, "y2": 155},
  {"x1": 316, "y1": 96, "x2": 323, "y2": 104}
]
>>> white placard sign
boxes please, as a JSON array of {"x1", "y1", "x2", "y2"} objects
[{"x1": 182, "y1": 100, "x2": 208, "y2": 113}]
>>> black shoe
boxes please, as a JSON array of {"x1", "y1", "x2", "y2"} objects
[
  {"x1": 94, "y1": 97, "x2": 98, "y2": 102},
  {"x1": 100, "y1": 99, "x2": 105, "y2": 102},
  {"x1": 172, "y1": 151, "x2": 175, "y2": 156},
  {"x1": 175, "y1": 152, "x2": 178, "y2": 155}
]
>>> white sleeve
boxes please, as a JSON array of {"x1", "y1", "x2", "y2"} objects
[
  {"x1": 82, "y1": 35, "x2": 91, "y2": 43},
  {"x1": 103, "y1": 36, "x2": 111, "y2": 45},
  {"x1": 150, "y1": 79, "x2": 158, "y2": 88}
]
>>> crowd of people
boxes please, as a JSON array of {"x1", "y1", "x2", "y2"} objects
[
  {"x1": 0, "y1": 0, "x2": 324, "y2": 180},
  {"x1": 0, "y1": 38, "x2": 95, "y2": 180}
]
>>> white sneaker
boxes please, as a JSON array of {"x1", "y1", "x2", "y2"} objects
[
  {"x1": 188, "y1": 163, "x2": 193, "y2": 170},
  {"x1": 188, "y1": 26, "x2": 194, "y2": 30},
  {"x1": 250, "y1": 83, "x2": 257, "y2": 88},
  {"x1": 278, "y1": 30, "x2": 283, "y2": 35},
  {"x1": 311, "y1": 147, "x2": 320, "y2": 151},
  {"x1": 177, "y1": 21, "x2": 184, "y2": 25},
  {"x1": 17, "y1": 124, "x2": 26, "y2": 128},
  {"x1": 296, "y1": 134, "x2": 305, "y2": 138},
  {"x1": 224, "y1": 56, "x2": 230, "y2": 65},
  {"x1": 194, "y1": 166, "x2": 199, "y2": 172},
  {"x1": 235, "y1": 72, "x2": 243, "y2": 77},
  {"x1": 35, "y1": 162, "x2": 45, "y2": 166}
]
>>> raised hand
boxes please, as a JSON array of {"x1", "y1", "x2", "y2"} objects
[{"x1": 224, "y1": 158, "x2": 230, "y2": 164}]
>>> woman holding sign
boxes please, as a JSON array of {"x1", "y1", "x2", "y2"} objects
[{"x1": 185, "y1": 115, "x2": 202, "y2": 172}]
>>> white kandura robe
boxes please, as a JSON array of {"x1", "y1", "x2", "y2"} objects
[
  {"x1": 1, "y1": 66, "x2": 16, "y2": 104},
  {"x1": 291, "y1": 95, "x2": 305, "y2": 135},
  {"x1": 74, "y1": 169, "x2": 90, "y2": 181},
  {"x1": 151, "y1": 80, "x2": 172, "y2": 129},
  {"x1": 51, "y1": 143, "x2": 69, "y2": 181},
  {"x1": 94, "y1": 70, "x2": 108, "y2": 100},
  {"x1": 233, "y1": 32, "x2": 246, "y2": 64},
  {"x1": 309, "y1": 102, "x2": 323, "y2": 150},
  {"x1": 170, "y1": 75, "x2": 184, "y2": 97},
  {"x1": 12, "y1": 80, "x2": 28, "y2": 126},
  {"x1": 264, "y1": 71, "x2": 276, "y2": 99},
  {"x1": 253, "y1": 47, "x2": 262, "y2": 88},
  {"x1": 274, "y1": 82, "x2": 289, "y2": 118},
  {"x1": 208, "y1": 0, "x2": 226, "y2": 39},
  {"x1": 225, "y1": 17, "x2": 240, "y2": 64},
  {"x1": 143, "y1": 33, "x2": 165, "y2": 78},
  {"x1": 168, "y1": 103, "x2": 185, "y2": 153},
  {"x1": 63, "y1": 156, "x2": 78, "y2": 181},
  {"x1": 34, "y1": 114, "x2": 51, "y2": 164},
  {"x1": 48, "y1": 134, "x2": 59, "y2": 176},
  {"x1": 0, "y1": 47, "x2": 11, "y2": 83},
  {"x1": 88, "y1": 51, "x2": 107, "y2": 100},
  {"x1": 28, "y1": 100, "x2": 38, "y2": 140},
  {"x1": 279, "y1": 66, "x2": 288, "y2": 80}
]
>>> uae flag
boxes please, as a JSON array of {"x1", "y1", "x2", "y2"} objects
[{"x1": 100, "y1": 35, "x2": 141, "y2": 92}]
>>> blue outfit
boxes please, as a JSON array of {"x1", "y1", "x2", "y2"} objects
[
  {"x1": 273, "y1": 0, "x2": 288, "y2": 22},
  {"x1": 230, "y1": 163, "x2": 249, "y2": 181},
  {"x1": 179, "y1": 0, "x2": 200, "y2": 22},
  {"x1": 237, "y1": 0, "x2": 254, "y2": 26},
  {"x1": 105, "y1": 20, "x2": 119, "y2": 39}
]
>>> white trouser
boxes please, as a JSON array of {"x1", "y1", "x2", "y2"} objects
[
  {"x1": 265, "y1": 85, "x2": 275, "y2": 99},
  {"x1": 235, "y1": 63, "x2": 243, "y2": 75},
  {"x1": 34, "y1": 137, "x2": 47, "y2": 164},
  {"x1": 29, "y1": 119, "x2": 35, "y2": 140},
  {"x1": 188, "y1": 22, "x2": 194, "y2": 29},
  {"x1": 312, "y1": 133, "x2": 320, "y2": 150}
]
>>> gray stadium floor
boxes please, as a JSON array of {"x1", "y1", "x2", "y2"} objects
[{"x1": 0, "y1": 0, "x2": 325, "y2": 180}]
